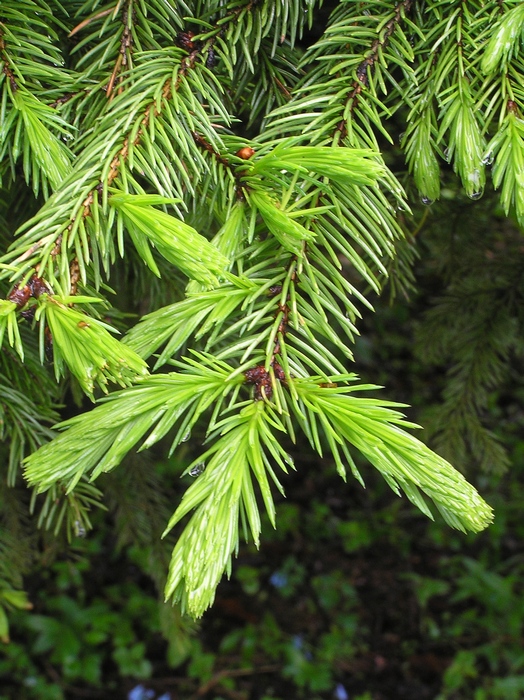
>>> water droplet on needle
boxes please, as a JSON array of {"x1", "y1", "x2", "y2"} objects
[{"x1": 189, "y1": 463, "x2": 206, "y2": 477}]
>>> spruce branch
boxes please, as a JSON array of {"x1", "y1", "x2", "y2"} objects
[
  {"x1": 480, "y1": 2, "x2": 524, "y2": 75},
  {"x1": 163, "y1": 400, "x2": 291, "y2": 618},
  {"x1": 109, "y1": 192, "x2": 230, "y2": 284},
  {"x1": 24, "y1": 363, "x2": 494, "y2": 617},
  {"x1": 487, "y1": 101, "x2": 524, "y2": 225},
  {"x1": 413, "y1": 212, "x2": 524, "y2": 474},
  {"x1": 290, "y1": 377, "x2": 493, "y2": 534},
  {"x1": 0, "y1": 373, "x2": 57, "y2": 486},
  {"x1": 1, "y1": 46, "x2": 231, "y2": 287},
  {"x1": 24, "y1": 355, "x2": 244, "y2": 493},
  {"x1": 0, "y1": 1, "x2": 505, "y2": 626},
  {"x1": 332, "y1": 0, "x2": 414, "y2": 143},
  {"x1": 264, "y1": 0, "x2": 416, "y2": 149}
]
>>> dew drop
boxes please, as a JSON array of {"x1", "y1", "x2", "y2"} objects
[
  {"x1": 74, "y1": 520, "x2": 86, "y2": 538},
  {"x1": 421, "y1": 196, "x2": 434, "y2": 206},
  {"x1": 189, "y1": 462, "x2": 206, "y2": 477},
  {"x1": 181, "y1": 429, "x2": 191, "y2": 443},
  {"x1": 467, "y1": 168, "x2": 482, "y2": 190},
  {"x1": 443, "y1": 147, "x2": 451, "y2": 163},
  {"x1": 482, "y1": 151, "x2": 494, "y2": 166},
  {"x1": 398, "y1": 131, "x2": 405, "y2": 145},
  {"x1": 468, "y1": 188, "x2": 484, "y2": 200}
]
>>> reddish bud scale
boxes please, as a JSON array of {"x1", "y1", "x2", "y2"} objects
[
  {"x1": 7, "y1": 274, "x2": 50, "y2": 309},
  {"x1": 177, "y1": 31, "x2": 196, "y2": 52},
  {"x1": 273, "y1": 362, "x2": 285, "y2": 381},
  {"x1": 236, "y1": 147, "x2": 255, "y2": 160},
  {"x1": 28, "y1": 275, "x2": 50, "y2": 298},
  {"x1": 244, "y1": 362, "x2": 286, "y2": 401},
  {"x1": 268, "y1": 285, "x2": 283, "y2": 297},
  {"x1": 8, "y1": 284, "x2": 31, "y2": 309}
]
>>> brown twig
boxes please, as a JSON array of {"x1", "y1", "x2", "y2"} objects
[
  {"x1": 106, "y1": 4, "x2": 133, "y2": 98},
  {"x1": 191, "y1": 131, "x2": 248, "y2": 199},
  {"x1": 69, "y1": 258, "x2": 80, "y2": 295},
  {"x1": 0, "y1": 31, "x2": 18, "y2": 92},
  {"x1": 244, "y1": 271, "x2": 295, "y2": 401},
  {"x1": 336, "y1": 0, "x2": 414, "y2": 139}
]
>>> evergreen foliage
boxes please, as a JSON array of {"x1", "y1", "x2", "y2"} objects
[
  {"x1": 5, "y1": 0, "x2": 524, "y2": 625},
  {"x1": 411, "y1": 191, "x2": 524, "y2": 475}
]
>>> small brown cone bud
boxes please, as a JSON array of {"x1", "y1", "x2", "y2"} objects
[{"x1": 236, "y1": 147, "x2": 255, "y2": 160}]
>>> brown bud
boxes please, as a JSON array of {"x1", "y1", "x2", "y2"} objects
[
  {"x1": 176, "y1": 31, "x2": 196, "y2": 51},
  {"x1": 7, "y1": 283, "x2": 31, "y2": 309},
  {"x1": 236, "y1": 147, "x2": 256, "y2": 160},
  {"x1": 28, "y1": 274, "x2": 50, "y2": 298},
  {"x1": 268, "y1": 284, "x2": 283, "y2": 297},
  {"x1": 244, "y1": 365, "x2": 268, "y2": 384},
  {"x1": 272, "y1": 362, "x2": 285, "y2": 381}
]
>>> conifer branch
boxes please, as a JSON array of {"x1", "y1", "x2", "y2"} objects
[{"x1": 0, "y1": 0, "x2": 504, "y2": 624}]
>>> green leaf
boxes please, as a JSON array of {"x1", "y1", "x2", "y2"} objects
[
  {"x1": 1, "y1": 587, "x2": 32, "y2": 610},
  {"x1": 0, "y1": 605, "x2": 9, "y2": 643}
]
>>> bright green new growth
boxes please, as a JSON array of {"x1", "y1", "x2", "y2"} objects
[
  {"x1": 25, "y1": 360, "x2": 493, "y2": 617},
  {"x1": 2, "y1": 0, "x2": 514, "y2": 619},
  {"x1": 109, "y1": 193, "x2": 230, "y2": 284},
  {"x1": 36, "y1": 295, "x2": 148, "y2": 398}
]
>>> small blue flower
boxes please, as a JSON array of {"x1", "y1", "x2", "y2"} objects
[
  {"x1": 334, "y1": 682, "x2": 349, "y2": 700},
  {"x1": 269, "y1": 571, "x2": 288, "y2": 588},
  {"x1": 292, "y1": 634, "x2": 304, "y2": 649},
  {"x1": 127, "y1": 685, "x2": 155, "y2": 700},
  {"x1": 128, "y1": 685, "x2": 146, "y2": 700}
]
